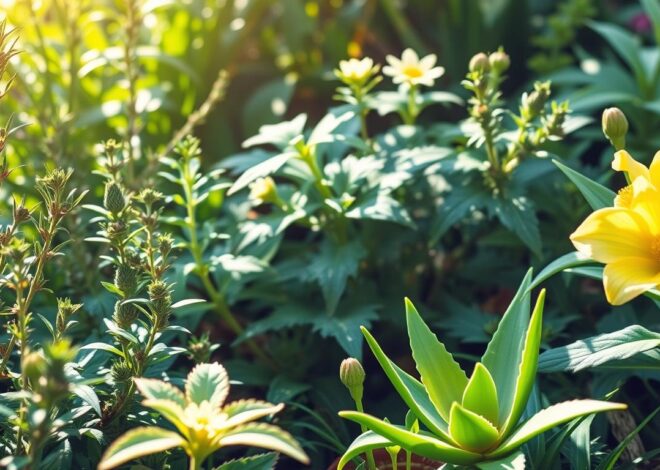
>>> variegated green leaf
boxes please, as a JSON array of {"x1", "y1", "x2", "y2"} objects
[{"x1": 98, "y1": 426, "x2": 185, "y2": 470}]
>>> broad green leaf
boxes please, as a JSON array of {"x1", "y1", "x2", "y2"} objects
[
  {"x1": 538, "y1": 325, "x2": 660, "y2": 373},
  {"x1": 501, "y1": 290, "x2": 546, "y2": 437},
  {"x1": 596, "y1": 407, "x2": 660, "y2": 470},
  {"x1": 406, "y1": 298, "x2": 468, "y2": 422},
  {"x1": 588, "y1": 21, "x2": 647, "y2": 87},
  {"x1": 339, "y1": 411, "x2": 481, "y2": 465},
  {"x1": 448, "y1": 403, "x2": 499, "y2": 452},
  {"x1": 346, "y1": 193, "x2": 415, "y2": 228},
  {"x1": 361, "y1": 327, "x2": 452, "y2": 440},
  {"x1": 490, "y1": 400, "x2": 627, "y2": 457},
  {"x1": 476, "y1": 451, "x2": 525, "y2": 470},
  {"x1": 221, "y1": 400, "x2": 284, "y2": 429},
  {"x1": 641, "y1": 0, "x2": 660, "y2": 45},
  {"x1": 462, "y1": 363, "x2": 499, "y2": 427},
  {"x1": 529, "y1": 252, "x2": 593, "y2": 291},
  {"x1": 98, "y1": 426, "x2": 185, "y2": 470},
  {"x1": 553, "y1": 160, "x2": 615, "y2": 210},
  {"x1": 214, "y1": 453, "x2": 279, "y2": 470},
  {"x1": 481, "y1": 269, "x2": 533, "y2": 426},
  {"x1": 218, "y1": 423, "x2": 309, "y2": 464},
  {"x1": 135, "y1": 378, "x2": 186, "y2": 407},
  {"x1": 227, "y1": 152, "x2": 297, "y2": 195},
  {"x1": 141, "y1": 399, "x2": 187, "y2": 435},
  {"x1": 338, "y1": 431, "x2": 393, "y2": 470},
  {"x1": 242, "y1": 114, "x2": 307, "y2": 149},
  {"x1": 71, "y1": 384, "x2": 102, "y2": 417},
  {"x1": 430, "y1": 187, "x2": 489, "y2": 244},
  {"x1": 490, "y1": 195, "x2": 542, "y2": 257},
  {"x1": 186, "y1": 363, "x2": 229, "y2": 407},
  {"x1": 79, "y1": 342, "x2": 125, "y2": 358},
  {"x1": 308, "y1": 108, "x2": 356, "y2": 145}
]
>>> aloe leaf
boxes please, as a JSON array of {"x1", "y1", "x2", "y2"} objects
[
  {"x1": 490, "y1": 400, "x2": 627, "y2": 458},
  {"x1": 448, "y1": 403, "x2": 500, "y2": 453},
  {"x1": 462, "y1": 363, "x2": 499, "y2": 427},
  {"x1": 338, "y1": 431, "x2": 393, "y2": 470},
  {"x1": 476, "y1": 451, "x2": 525, "y2": 470},
  {"x1": 218, "y1": 423, "x2": 310, "y2": 464},
  {"x1": 405, "y1": 298, "x2": 468, "y2": 422},
  {"x1": 500, "y1": 290, "x2": 546, "y2": 437},
  {"x1": 98, "y1": 426, "x2": 185, "y2": 470},
  {"x1": 361, "y1": 326, "x2": 452, "y2": 441},
  {"x1": 186, "y1": 362, "x2": 229, "y2": 408},
  {"x1": 481, "y1": 269, "x2": 532, "y2": 426},
  {"x1": 339, "y1": 411, "x2": 482, "y2": 465}
]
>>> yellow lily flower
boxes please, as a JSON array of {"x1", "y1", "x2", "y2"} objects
[{"x1": 571, "y1": 174, "x2": 660, "y2": 305}]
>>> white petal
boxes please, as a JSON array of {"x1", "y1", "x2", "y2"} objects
[
  {"x1": 420, "y1": 54, "x2": 437, "y2": 69},
  {"x1": 401, "y1": 48, "x2": 419, "y2": 66}
]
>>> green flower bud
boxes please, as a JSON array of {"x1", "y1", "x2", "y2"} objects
[
  {"x1": 249, "y1": 177, "x2": 279, "y2": 205},
  {"x1": 340, "y1": 357, "x2": 365, "y2": 402},
  {"x1": 23, "y1": 350, "x2": 46, "y2": 387},
  {"x1": 114, "y1": 264, "x2": 138, "y2": 296},
  {"x1": 103, "y1": 182, "x2": 126, "y2": 214},
  {"x1": 469, "y1": 52, "x2": 490, "y2": 74},
  {"x1": 602, "y1": 107, "x2": 628, "y2": 151},
  {"x1": 522, "y1": 81, "x2": 551, "y2": 118},
  {"x1": 148, "y1": 280, "x2": 172, "y2": 327},
  {"x1": 488, "y1": 48, "x2": 510, "y2": 74},
  {"x1": 111, "y1": 360, "x2": 133, "y2": 384},
  {"x1": 112, "y1": 301, "x2": 139, "y2": 329}
]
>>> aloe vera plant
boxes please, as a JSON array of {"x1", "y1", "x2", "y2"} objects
[{"x1": 338, "y1": 271, "x2": 627, "y2": 468}]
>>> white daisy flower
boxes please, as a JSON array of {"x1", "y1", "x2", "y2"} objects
[
  {"x1": 383, "y1": 48, "x2": 445, "y2": 87},
  {"x1": 335, "y1": 57, "x2": 379, "y2": 86}
]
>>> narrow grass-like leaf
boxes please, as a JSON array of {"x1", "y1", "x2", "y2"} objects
[
  {"x1": 481, "y1": 269, "x2": 532, "y2": 426},
  {"x1": 98, "y1": 427, "x2": 185, "y2": 470},
  {"x1": 528, "y1": 252, "x2": 593, "y2": 291},
  {"x1": 338, "y1": 431, "x2": 393, "y2": 470},
  {"x1": 501, "y1": 290, "x2": 546, "y2": 437},
  {"x1": 462, "y1": 363, "x2": 499, "y2": 427},
  {"x1": 339, "y1": 411, "x2": 482, "y2": 465},
  {"x1": 490, "y1": 400, "x2": 627, "y2": 458},
  {"x1": 553, "y1": 160, "x2": 615, "y2": 210},
  {"x1": 361, "y1": 326, "x2": 452, "y2": 440},
  {"x1": 219, "y1": 423, "x2": 310, "y2": 464},
  {"x1": 406, "y1": 298, "x2": 468, "y2": 422},
  {"x1": 448, "y1": 403, "x2": 500, "y2": 452}
]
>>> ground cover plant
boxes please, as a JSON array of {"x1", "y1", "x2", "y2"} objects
[{"x1": 0, "y1": 0, "x2": 659, "y2": 469}]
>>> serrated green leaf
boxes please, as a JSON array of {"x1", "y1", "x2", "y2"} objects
[
  {"x1": 214, "y1": 453, "x2": 279, "y2": 470},
  {"x1": 406, "y1": 298, "x2": 468, "y2": 423},
  {"x1": 490, "y1": 195, "x2": 542, "y2": 256},
  {"x1": 339, "y1": 411, "x2": 481, "y2": 465},
  {"x1": 501, "y1": 289, "x2": 546, "y2": 437},
  {"x1": 553, "y1": 160, "x2": 615, "y2": 210},
  {"x1": 185, "y1": 363, "x2": 229, "y2": 407},
  {"x1": 462, "y1": 363, "x2": 499, "y2": 427},
  {"x1": 490, "y1": 400, "x2": 627, "y2": 458},
  {"x1": 448, "y1": 403, "x2": 499, "y2": 452},
  {"x1": 98, "y1": 426, "x2": 185, "y2": 470},
  {"x1": 361, "y1": 327, "x2": 452, "y2": 441},
  {"x1": 218, "y1": 423, "x2": 309, "y2": 464},
  {"x1": 134, "y1": 378, "x2": 186, "y2": 407},
  {"x1": 338, "y1": 431, "x2": 393, "y2": 470},
  {"x1": 481, "y1": 269, "x2": 532, "y2": 427}
]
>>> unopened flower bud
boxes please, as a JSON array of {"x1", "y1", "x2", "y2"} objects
[
  {"x1": 340, "y1": 357, "x2": 365, "y2": 402},
  {"x1": 469, "y1": 53, "x2": 490, "y2": 74},
  {"x1": 489, "y1": 49, "x2": 510, "y2": 74},
  {"x1": 148, "y1": 280, "x2": 172, "y2": 323},
  {"x1": 23, "y1": 350, "x2": 46, "y2": 387},
  {"x1": 111, "y1": 360, "x2": 133, "y2": 383},
  {"x1": 114, "y1": 264, "x2": 138, "y2": 296},
  {"x1": 602, "y1": 107, "x2": 628, "y2": 150},
  {"x1": 113, "y1": 301, "x2": 139, "y2": 329},
  {"x1": 104, "y1": 182, "x2": 126, "y2": 214}
]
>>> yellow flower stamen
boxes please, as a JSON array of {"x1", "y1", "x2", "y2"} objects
[
  {"x1": 615, "y1": 185, "x2": 633, "y2": 208},
  {"x1": 402, "y1": 66, "x2": 423, "y2": 78}
]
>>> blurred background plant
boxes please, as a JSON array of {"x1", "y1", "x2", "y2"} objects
[{"x1": 0, "y1": 0, "x2": 659, "y2": 468}]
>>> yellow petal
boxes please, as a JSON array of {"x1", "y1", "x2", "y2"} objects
[
  {"x1": 630, "y1": 176, "x2": 660, "y2": 234},
  {"x1": 612, "y1": 150, "x2": 650, "y2": 182},
  {"x1": 570, "y1": 207, "x2": 651, "y2": 263},
  {"x1": 650, "y1": 151, "x2": 660, "y2": 188},
  {"x1": 603, "y1": 257, "x2": 660, "y2": 305}
]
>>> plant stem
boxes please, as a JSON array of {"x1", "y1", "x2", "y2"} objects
[
  {"x1": 354, "y1": 398, "x2": 376, "y2": 470},
  {"x1": 189, "y1": 455, "x2": 201, "y2": 470},
  {"x1": 406, "y1": 450, "x2": 411, "y2": 470}
]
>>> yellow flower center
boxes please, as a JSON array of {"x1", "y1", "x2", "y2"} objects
[
  {"x1": 616, "y1": 185, "x2": 633, "y2": 208},
  {"x1": 403, "y1": 66, "x2": 423, "y2": 78}
]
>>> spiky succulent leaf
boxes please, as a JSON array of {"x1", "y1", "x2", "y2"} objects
[
  {"x1": 489, "y1": 400, "x2": 627, "y2": 458},
  {"x1": 339, "y1": 411, "x2": 482, "y2": 465},
  {"x1": 186, "y1": 362, "x2": 229, "y2": 407},
  {"x1": 338, "y1": 431, "x2": 393, "y2": 470},
  {"x1": 500, "y1": 289, "x2": 546, "y2": 437},
  {"x1": 98, "y1": 426, "x2": 185, "y2": 470},
  {"x1": 405, "y1": 298, "x2": 468, "y2": 422},
  {"x1": 361, "y1": 326, "x2": 452, "y2": 441},
  {"x1": 481, "y1": 269, "x2": 533, "y2": 425},
  {"x1": 462, "y1": 363, "x2": 499, "y2": 427},
  {"x1": 448, "y1": 403, "x2": 499, "y2": 453}
]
